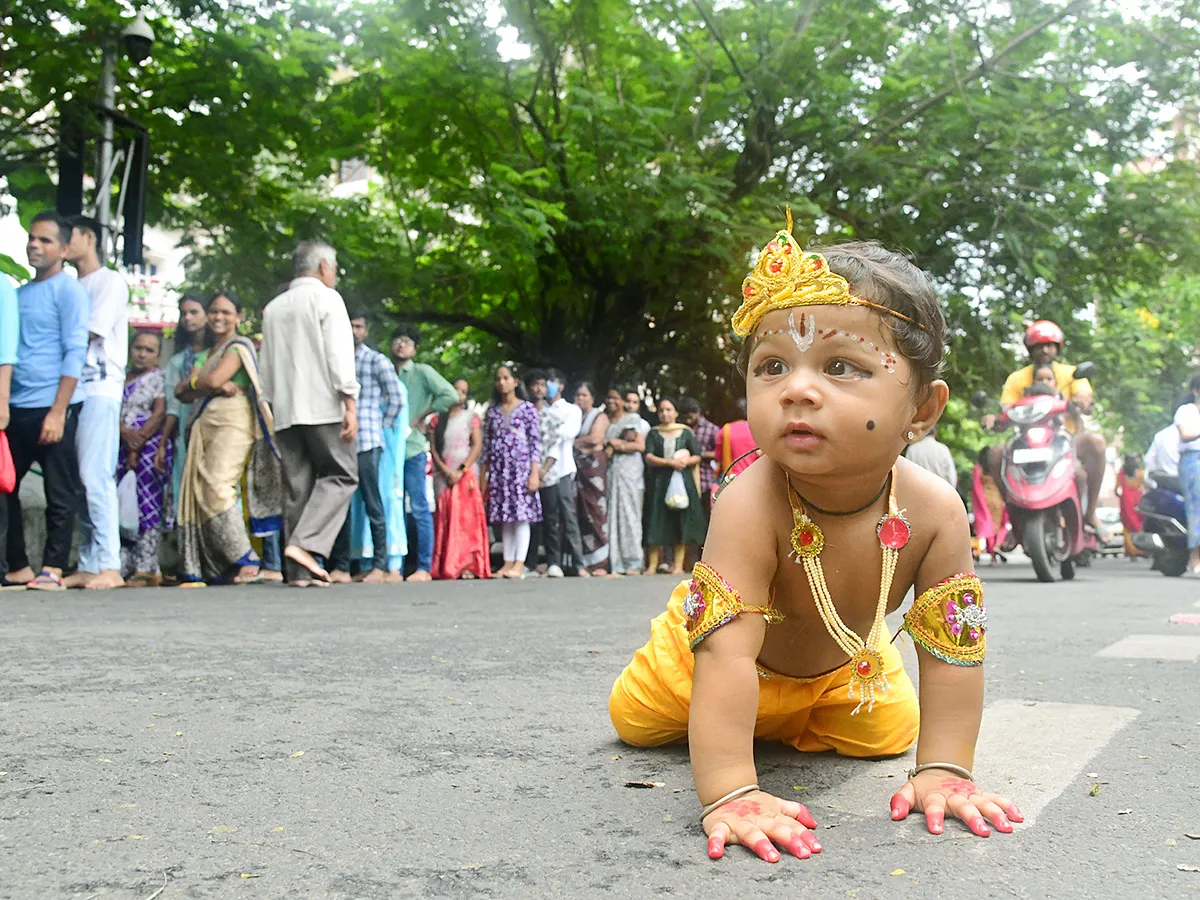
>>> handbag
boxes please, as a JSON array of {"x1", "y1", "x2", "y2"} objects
[
  {"x1": 118, "y1": 470, "x2": 140, "y2": 541},
  {"x1": 665, "y1": 470, "x2": 690, "y2": 510},
  {"x1": 0, "y1": 432, "x2": 14, "y2": 494}
]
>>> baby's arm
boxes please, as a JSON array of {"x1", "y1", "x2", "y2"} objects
[
  {"x1": 890, "y1": 491, "x2": 1024, "y2": 837},
  {"x1": 690, "y1": 489, "x2": 820, "y2": 862}
]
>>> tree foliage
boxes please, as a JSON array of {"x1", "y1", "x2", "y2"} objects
[{"x1": 4, "y1": 0, "x2": 1200, "y2": 444}]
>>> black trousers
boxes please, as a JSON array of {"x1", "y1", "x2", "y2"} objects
[
  {"x1": 539, "y1": 474, "x2": 584, "y2": 569},
  {"x1": 331, "y1": 447, "x2": 387, "y2": 572},
  {"x1": 2, "y1": 404, "x2": 82, "y2": 573}
]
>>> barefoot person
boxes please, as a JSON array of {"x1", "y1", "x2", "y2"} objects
[
  {"x1": 609, "y1": 222, "x2": 1021, "y2": 862},
  {"x1": 62, "y1": 215, "x2": 127, "y2": 590},
  {"x1": 259, "y1": 240, "x2": 359, "y2": 587}
]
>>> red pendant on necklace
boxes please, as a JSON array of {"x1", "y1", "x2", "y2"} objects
[
  {"x1": 789, "y1": 519, "x2": 825, "y2": 558},
  {"x1": 877, "y1": 513, "x2": 911, "y2": 551}
]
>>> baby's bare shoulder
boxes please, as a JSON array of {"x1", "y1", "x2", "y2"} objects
[
  {"x1": 706, "y1": 458, "x2": 788, "y2": 558},
  {"x1": 897, "y1": 458, "x2": 968, "y2": 534}
]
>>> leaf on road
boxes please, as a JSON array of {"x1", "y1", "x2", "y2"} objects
[
  {"x1": 1088, "y1": 783, "x2": 1102, "y2": 797},
  {"x1": 128, "y1": 834, "x2": 146, "y2": 840},
  {"x1": 1117, "y1": 809, "x2": 1133, "y2": 815},
  {"x1": 663, "y1": 813, "x2": 673, "y2": 822},
  {"x1": 1086, "y1": 772, "x2": 1099, "y2": 778},
  {"x1": 1185, "y1": 833, "x2": 1200, "y2": 840},
  {"x1": 624, "y1": 781, "x2": 665, "y2": 788},
  {"x1": 289, "y1": 751, "x2": 304, "y2": 758},
  {"x1": 240, "y1": 873, "x2": 261, "y2": 878},
  {"x1": 1177, "y1": 864, "x2": 1200, "y2": 872},
  {"x1": 792, "y1": 785, "x2": 808, "y2": 792},
  {"x1": 273, "y1": 826, "x2": 285, "y2": 832},
  {"x1": 610, "y1": 755, "x2": 622, "y2": 760},
  {"x1": 175, "y1": 732, "x2": 184, "y2": 737},
  {"x1": 890, "y1": 869, "x2": 905, "y2": 876},
  {"x1": 1137, "y1": 755, "x2": 1149, "y2": 759}
]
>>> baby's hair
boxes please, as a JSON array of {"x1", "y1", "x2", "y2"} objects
[{"x1": 736, "y1": 241, "x2": 947, "y2": 391}]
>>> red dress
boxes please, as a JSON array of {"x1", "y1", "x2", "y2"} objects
[{"x1": 431, "y1": 411, "x2": 493, "y2": 579}]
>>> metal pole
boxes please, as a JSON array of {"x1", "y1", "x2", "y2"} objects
[{"x1": 96, "y1": 39, "x2": 116, "y2": 263}]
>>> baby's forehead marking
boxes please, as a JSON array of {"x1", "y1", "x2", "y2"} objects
[{"x1": 755, "y1": 315, "x2": 898, "y2": 374}]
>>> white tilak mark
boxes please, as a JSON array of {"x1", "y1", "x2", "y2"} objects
[
  {"x1": 788, "y1": 311, "x2": 815, "y2": 352},
  {"x1": 820, "y1": 699, "x2": 1138, "y2": 826}
]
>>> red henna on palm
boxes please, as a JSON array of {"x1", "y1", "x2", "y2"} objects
[
  {"x1": 721, "y1": 799, "x2": 763, "y2": 817},
  {"x1": 708, "y1": 836, "x2": 725, "y2": 859},
  {"x1": 938, "y1": 778, "x2": 980, "y2": 798},
  {"x1": 753, "y1": 839, "x2": 780, "y2": 862}
]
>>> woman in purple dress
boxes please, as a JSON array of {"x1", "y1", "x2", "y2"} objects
[
  {"x1": 481, "y1": 365, "x2": 542, "y2": 579},
  {"x1": 119, "y1": 331, "x2": 172, "y2": 586}
]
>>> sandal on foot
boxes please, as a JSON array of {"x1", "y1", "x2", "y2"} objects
[{"x1": 26, "y1": 570, "x2": 64, "y2": 591}]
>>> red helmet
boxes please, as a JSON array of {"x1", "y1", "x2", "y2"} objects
[{"x1": 1024, "y1": 320, "x2": 1064, "y2": 348}]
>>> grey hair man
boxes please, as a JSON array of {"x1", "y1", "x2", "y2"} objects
[{"x1": 259, "y1": 239, "x2": 360, "y2": 586}]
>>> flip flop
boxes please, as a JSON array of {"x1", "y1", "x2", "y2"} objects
[{"x1": 26, "y1": 570, "x2": 64, "y2": 591}]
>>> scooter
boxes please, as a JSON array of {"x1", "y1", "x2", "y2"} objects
[
  {"x1": 972, "y1": 362, "x2": 1096, "y2": 583},
  {"x1": 1131, "y1": 473, "x2": 1189, "y2": 576}
]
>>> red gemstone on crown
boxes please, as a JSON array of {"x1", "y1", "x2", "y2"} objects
[
  {"x1": 877, "y1": 515, "x2": 911, "y2": 550},
  {"x1": 743, "y1": 285, "x2": 754, "y2": 297},
  {"x1": 769, "y1": 259, "x2": 783, "y2": 273}
]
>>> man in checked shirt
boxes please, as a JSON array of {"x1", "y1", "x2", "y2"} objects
[{"x1": 329, "y1": 310, "x2": 406, "y2": 583}]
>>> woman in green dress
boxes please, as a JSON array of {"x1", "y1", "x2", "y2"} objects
[{"x1": 643, "y1": 397, "x2": 707, "y2": 574}]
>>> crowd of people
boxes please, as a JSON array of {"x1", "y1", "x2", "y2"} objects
[{"x1": 0, "y1": 212, "x2": 754, "y2": 589}]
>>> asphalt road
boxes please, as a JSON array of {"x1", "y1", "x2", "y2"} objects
[{"x1": 2, "y1": 557, "x2": 1199, "y2": 899}]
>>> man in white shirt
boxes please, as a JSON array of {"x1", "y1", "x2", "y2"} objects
[
  {"x1": 259, "y1": 240, "x2": 360, "y2": 586},
  {"x1": 1144, "y1": 422, "x2": 1181, "y2": 482},
  {"x1": 905, "y1": 427, "x2": 958, "y2": 489},
  {"x1": 63, "y1": 216, "x2": 127, "y2": 590},
  {"x1": 537, "y1": 368, "x2": 585, "y2": 578}
]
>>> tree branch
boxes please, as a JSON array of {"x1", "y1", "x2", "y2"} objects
[{"x1": 690, "y1": 0, "x2": 749, "y2": 88}]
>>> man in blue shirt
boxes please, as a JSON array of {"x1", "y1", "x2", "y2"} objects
[{"x1": 2, "y1": 211, "x2": 89, "y2": 591}]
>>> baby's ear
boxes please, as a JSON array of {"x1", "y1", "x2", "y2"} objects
[{"x1": 911, "y1": 380, "x2": 949, "y2": 434}]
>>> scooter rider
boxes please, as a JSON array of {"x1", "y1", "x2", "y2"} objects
[{"x1": 983, "y1": 320, "x2": 1109, "y2": 539}]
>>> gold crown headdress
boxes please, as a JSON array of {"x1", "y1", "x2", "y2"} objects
[{"x1": 731, "y1": 210, "x2": 923, "y2": 337}]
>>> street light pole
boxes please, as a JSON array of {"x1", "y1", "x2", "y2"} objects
[{"x1": 96, "y1": 38, "x2": 117, "y2": 263}]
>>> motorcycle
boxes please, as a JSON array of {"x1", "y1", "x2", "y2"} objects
[
  {"x1": 971, "y1": 362, "x2": 1096, "y2": 583},
  {"x1": 1131, "y1": 473, "x2": 1189, "y2": 577}
]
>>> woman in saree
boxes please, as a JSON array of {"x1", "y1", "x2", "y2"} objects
[
  {"x1": 604, "y1": 388, "x2": 650, "y2": 576},
  {"x1": 342, "y1": 380, "x2": 411, "y2": 582},
  {"x1": 573, "y1": 381, "x2": 610, "y2": 575},
  {"x1": 119, "y1": 331, "x2": 171, "y2": 586},
  {"x1": 643, "y1": 397, "x2": 706, "y2": 575},
  {"x1": 971, "y1": 447, "x2": 1009, "y2": 565},
  {"x1": 430, "y1": 379, "x2": 491, "y2": 579},
  {"x1": 174, "y1": 291, "x2": 281, "y2": 586},
  {"x1": 161, "y1": 294, "x2": 210, "y2": 527}
]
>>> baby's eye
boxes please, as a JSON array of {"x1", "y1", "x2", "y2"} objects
[
  {"x1": 754, "y1": 358, "x2": 789, "y2": 377},
  {"x1": 825, "y1": 358, "x2": 869, "y2": 378}
]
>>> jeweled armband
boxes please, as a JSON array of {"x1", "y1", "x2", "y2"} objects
[
  {"x1": 684, "y1": 562, "x2": 783, "y2": 650},
  {"x1": 902, "y1": 573, "x2": 986, "y2": 666}
]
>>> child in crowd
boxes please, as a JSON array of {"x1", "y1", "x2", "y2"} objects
[
  {"x1": 609, "y1": 219, "x2": 1020, "y2": 862},
  {"x1": 118, "y1": 331, "x2": 171, "y2": 586}
]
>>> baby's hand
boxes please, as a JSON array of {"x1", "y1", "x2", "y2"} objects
[
  {"x1": 890, "y1": 770, "x2": 1023, "y2": 837},
  {"x1": 702, "y1": 790, "x2": 821, "y2": 862}
]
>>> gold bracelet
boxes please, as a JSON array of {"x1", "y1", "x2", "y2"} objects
[
  {"x1": 699, "y1": 784, "x2": 760, "y2": 823},
  {"x1": 189, "y1": 375, "x2": 199, "y2": 391},
  {"x1": 907, "y1": 762, "x2": 973, "y2": 782}
]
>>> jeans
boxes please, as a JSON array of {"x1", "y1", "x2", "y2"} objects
[
  {"x1": 403, "y1": 452, "x2": 434, "y2": 572},
  {"x1": 331, "y1": 447, "x2": 386, "y2": 572},
  {"x1": 76, "y1": 395, "x2": 122, "y2": 573},
  {"x1": 261, "y1": 532, "x2": 282, "y2": 572},
  {"x1": 2, "y1": 404, "x2": 82, "y2": 572}
]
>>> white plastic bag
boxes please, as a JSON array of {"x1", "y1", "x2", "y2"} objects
[
  {"x1": 665, "y1": 470, "x2": 690, "y2": 510},
  {"x1": 118, "y1": 470, "x2": 139, "y2": 542}
]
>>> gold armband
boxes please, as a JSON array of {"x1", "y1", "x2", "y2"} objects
[
  {"x1": 684, "y1": 561, "x2": 783, "y2": 650},
  {"x1": 902, "y1": 573, "x2": 986, "y2": 666}
]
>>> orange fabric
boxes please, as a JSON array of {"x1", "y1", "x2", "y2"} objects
[
  {"x1": 432, "y1": 469, "x2": 492, "y2": 579},
  {"x1": 609, "y1": 580, "x2": 919, "y2": 757}
]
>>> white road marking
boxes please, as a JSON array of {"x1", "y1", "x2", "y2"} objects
[
  {"x1": 821, "y1": 700, "x2": 1139, "y2": 825},
  {"x1": 1096, "y1": 634, "x2": 1200, "y2": 661}
]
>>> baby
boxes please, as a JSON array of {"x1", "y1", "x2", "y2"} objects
[{"x1": 609, "y1": 221, "x2": 1020, "y2": 862}]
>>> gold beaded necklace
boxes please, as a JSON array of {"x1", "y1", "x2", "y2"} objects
[{"x1": 786, "y1": 467, "x2": 911, "y2": 714}]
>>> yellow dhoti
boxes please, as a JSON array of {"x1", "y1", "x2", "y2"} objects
[{"x1": 609, "y1": 580, "x2": 919, "y2": 757}]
